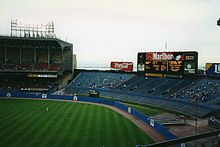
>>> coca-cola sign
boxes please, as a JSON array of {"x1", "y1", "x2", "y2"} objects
[{"x1": 111, "y1": 62, "x2": 133, "y2": 72}]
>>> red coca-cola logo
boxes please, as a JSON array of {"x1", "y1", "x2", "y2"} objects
[{"x1": 111, "y1": 62, "x2": 133, "y2": 72}]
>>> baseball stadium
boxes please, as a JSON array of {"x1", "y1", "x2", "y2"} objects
[{"x1": 0, "y1": 19, "x2": 220, "y2": 147}]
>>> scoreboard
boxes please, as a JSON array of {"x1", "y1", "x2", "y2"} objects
[
  {"x1": 137, "y1": 51, "x2": 198, "y2": 78},
  {"x1": 206, "y1": 63, "x2": 220, "y2": 78}
]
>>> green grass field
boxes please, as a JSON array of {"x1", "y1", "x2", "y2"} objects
[
  {"x1": 0, "y1": 99, "x2": 154, "y2": 147},
  {"x1": 124, "y1": 103, "x2": 164, "y2": 116}
]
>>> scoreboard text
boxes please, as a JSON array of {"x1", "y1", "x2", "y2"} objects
[{"x1": 137, "y1": 51, "x2": 198, "y2": 78}]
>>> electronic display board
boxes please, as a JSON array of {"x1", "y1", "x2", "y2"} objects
[
  {"x1": 206, "y1": 63, "x2": 220, "y2": 78},
  {"x1": 137, "y1": 51, "x2": 198, "y2": 78}
]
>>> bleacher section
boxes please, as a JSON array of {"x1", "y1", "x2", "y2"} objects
[
  {"x1": 114, "y1": 75, "x2": 194, "y2": 97},
  {"x1": 65, "y1": 71, "x2": 220, "y2": 117},
  {"x1": 69, "y1": 71, "x2": 134, "y2": 89},
  {"x1": 173, "y1": 79, "x2": 220, "y2": 103}
]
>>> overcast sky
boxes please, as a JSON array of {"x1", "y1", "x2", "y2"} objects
[{"x1": 1, "y1": 0, "x2": 220, "y2": 68}]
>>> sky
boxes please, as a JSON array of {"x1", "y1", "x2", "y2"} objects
[{"x1": 1, "y1": 0, "x2": 220, "y2": 68}]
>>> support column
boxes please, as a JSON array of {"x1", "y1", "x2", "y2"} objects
[
  {"x1": 48, "y1": 46, "x2": 50, "y2": 65},
  {"x1": 4, "y1": 46, "x2": 7, "y2": 64},
  {"x1": 20, "y1": 46, "x2": 22, "y2": 64},
  {"x1": 34, "y1": 46, "x2": 36, "y2": 64}
]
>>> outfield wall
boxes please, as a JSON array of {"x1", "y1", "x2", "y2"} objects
[{"x1": 0, "y1": 91, "x2": 185, "y2": 146}]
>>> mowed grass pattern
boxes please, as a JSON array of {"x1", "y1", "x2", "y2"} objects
[{"x1": 0, "y1": 99, "x2": 154, "y2": 147}]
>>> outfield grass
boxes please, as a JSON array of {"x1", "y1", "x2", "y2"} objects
[
  {"x1": 0, "y1": 99, "x2": 154, "y2": 147},
  {"x1": 97, "y1": 95, "x2": 182, "y2": 117},
  {"x1": 124, "y1": 103, "x2": 164, "y2": 116}
]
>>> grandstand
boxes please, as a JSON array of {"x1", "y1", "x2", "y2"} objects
[
  {"x1": 0, "y1": 35, "x2": 73, "y2": 93},
  {"x1": 65, "y1": 70, "x2": 220, "y2": 118},
  {"x1": 65, "y1": 51, "x2": 220, "y2": 118}
]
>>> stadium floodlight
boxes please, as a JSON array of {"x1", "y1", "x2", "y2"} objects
[
  {"x1": 11, "y1": 19, "x2": 56, "y2": 38},
  {"x1": 218, "y1": 18, "x2": 220, "y2": 26}
]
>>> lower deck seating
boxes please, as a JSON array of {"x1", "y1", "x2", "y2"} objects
[{"x1": 65, "y1": 71, "x2": 220, "y2": 117}]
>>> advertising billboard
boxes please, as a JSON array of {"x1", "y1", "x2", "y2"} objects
[
  {"x1": 110, "y1": 62, "x2": 133, "y2": 72},
  {"x1": 137, "y1": 51, "x2": 198, "y2": 78},
  {"x1": 206, "y1": 63, "x2": 220, "y2": 77}
]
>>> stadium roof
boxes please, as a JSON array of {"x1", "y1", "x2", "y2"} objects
[{"x1": 0, "y1": 35, "x2": 72, "y2": 48}]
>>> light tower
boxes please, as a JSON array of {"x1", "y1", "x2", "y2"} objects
[{"x1": 11, "y1": 19, "x2": 56, "y2": 38}]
